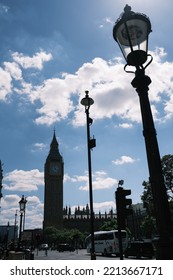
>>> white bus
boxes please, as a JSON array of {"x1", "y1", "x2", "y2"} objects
[{"x1": 86, "y1": 230, "x2": 129, "y2": 256}]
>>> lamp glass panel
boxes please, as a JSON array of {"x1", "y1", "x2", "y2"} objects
[
  {"x1": 81, "y1": 98, "x2": 94, "y2": 107},
  {"x1": 116, "y1": 19, "x2": 149, "y2": 62},
  {"x1": 116, "y1": 19, "x2": 148, "y2": 47},
  {"x1": 19, "y1": 202, "x2": 25, "y2": 211}
]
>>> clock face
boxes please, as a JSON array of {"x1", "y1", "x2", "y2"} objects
[{"x1": 50, "y1": 162, "x2": 61, "y2": 175}]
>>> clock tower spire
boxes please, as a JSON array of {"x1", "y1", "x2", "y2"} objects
[{"x1": 43, "y1": 131, "x2": 64, "y2": 230}]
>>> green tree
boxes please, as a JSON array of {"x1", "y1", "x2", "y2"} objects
[
  {"x1": 141, "y1": 180, "x2": 157, "y2": 237},
  {"x1": 141, "y1": 181, "x2": 155, "y2": 216},
  {"x1": 162, "y1": 154, "x2": 173, "y2": 200},
  {"x1": 44, "y1": 227, "x2": 86, "y2": 248},
  {"x1": 141, "y1": 154, "x2": 173, "y2": 237},
  {"x1": 99, "y1": 219, "x2": 118, "y2": 231},
  {"x1": 44, "y1": 226, "x2": 59, "y2": 244}
]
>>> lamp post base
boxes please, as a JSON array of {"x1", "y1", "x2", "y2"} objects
[
  {"x1": 91, "y1": 252, "x2": 96, "y2": 260},
  {"x1": 153, "y1": 235, "x2": 173, "y2": 260}
]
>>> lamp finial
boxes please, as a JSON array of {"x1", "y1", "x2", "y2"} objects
[
  {"x1": 124, "y1": 4, "x2": 131, "y2": 13},
  {"x1": 85, "y1": 90, "x2": 89, "y2": 97}
]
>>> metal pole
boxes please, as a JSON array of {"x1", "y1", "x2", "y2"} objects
[
  {"x1": 23, "y1": 197, "x2": 27, "y2": 231},
  {"x1": 132, "y1": 68, "x2": 173, "y2": 259},
  {"x1": 18, "y1": 212, "x2": 23, "y2": 249},
  {"x1": 6, "y1": 222, "x2": 10, "y2": 250},
  {"x1": 23, "y1": 208, "x2": 26, "y2": 232},
  {"x1": 85, "y1": 107, "x2": 96, "y2": 260},
  {"x1": 116, "y1": 188, "x2": 124, "y2": 260},
  {"x1": 13, "y1": 210, "x2": 17, "y2": 245}
]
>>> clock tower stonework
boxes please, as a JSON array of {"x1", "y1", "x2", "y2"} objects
[{"x1": 43, "y1": 131, "x2": 64, "y2": 230}]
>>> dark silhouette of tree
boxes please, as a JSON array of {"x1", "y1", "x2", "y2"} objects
[
  {"x1": 162, "y1": 154, "x2": 173, "y2": 200},
  {"x1": 141, "y1": 154, "x2": 173, "y2": 237},
  {"x1": 99, "y1": 219, "x2": 117, "y2": 231},
  {"x1": 44, "y1": 227, "x2": 87, "y2": 249}
]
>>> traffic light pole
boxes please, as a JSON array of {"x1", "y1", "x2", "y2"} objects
[
  {"x1": 117, "y1": 229, "x2": 124, "y2": 260},
  {"x1": 115, "y1": 186, "x2": 133, "y2": 260},
  {"x1": 116, "y1": 188, "x2": 124, "y2": 260}
]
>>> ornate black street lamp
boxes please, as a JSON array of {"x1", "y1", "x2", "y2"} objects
[
  {"x1": 113, "y1": 5, "x2": 173, "y2": 259},
  {"x1": 81, "y1": 91, "x2": 96, "y2": 260},
  {"x1": 18, "y1": 195, "x2": 27, "y2": 249}
]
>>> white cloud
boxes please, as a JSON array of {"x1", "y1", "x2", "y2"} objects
[
  {"x1": 27, "y1": 195, "x2": 41, "y2": 206},
  {"x1": 112, "y1": 156, "x2": 136, "y2": 165},
  {"x1": 4, "y1": 61, "x2": 22, "y2": 80},
  {"x1": 65, "y1": 170, "x2": 117, "y2": 191},
  {"x1": 70, "y1": 49, "x2": 173, "y2": 126},
  {"x1": 93, "y1": 201, "x2": 116, "y2": 212},
  {"x1": 0, "y1": 194, "x2": 20, "y2": 209},
  {"x1": 70, "y1": 201, "x2": 115, "y2": 214},
  {"x1": 118, "y1": 123, "x2": 133, "y2": 129},
  {"x1": 4, "y1": 169, "x2": 44, "y2": 192},
  {"x1": 32, "y1": 142, "x2": 47, "y2": 151},
  {"x1": 78, "y1": 170, "x2": 117, "y2": 191},
  {"x1": 0, "y1": 67, "x2": 12, "y2": 100},
  {"x1": 1, "y1": 47, "x2": 173, "y2": 126},
  {"x1": 34, "y1": 77, "x2": 74, "y2": 125},
  {"x1": 0, "y1": 50, "x2": 52, "y2": 101},
  {"x1": 64, "y1": 173, "x2": 88, "y2": 183},
  {"x1": 72, "y1": 58, "x2": 141, "y2": 126},
  {"x1": 164, "y1": 97, "x2": 173, "y2": 120},
  {"x1": 24, "y1": 195, "x2": 44, "y2": 229},
  {"x1": 12, "y1": 51, "x2": 52, "y2": 70},
  {"x1": 0, "y1": 194, "x2": 43, "y2": 229}
]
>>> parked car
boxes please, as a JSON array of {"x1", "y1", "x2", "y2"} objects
[
  {"x1": 57, "y1": 243, "x2": 75, "y2": 252},
  {"x1": 39, "y1": 244, "x2": 49, "y2": 250},
  {"x1": 124, "y1": 241, "x2": 154, "y2": 259}
]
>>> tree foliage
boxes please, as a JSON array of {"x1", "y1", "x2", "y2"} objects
[
  {"x1": 99, "y1": 219, "x2": 117, "y2": 231},
  {"x1": 44, "y1": 227, "x2": 87, "y2": 248},
  {"x1": 141, "y1": 154, "x2": 173, "y2": 237},
  {"x1": 162, "y1": 154, "x2": 173, "y2": 200},
  {"x1": 141, "y1": 154, "x2": 173, "y2": 205}
]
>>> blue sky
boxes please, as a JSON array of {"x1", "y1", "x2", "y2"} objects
[{"x1": 0, "y1": 0, "x2": 173, "y2": 229}]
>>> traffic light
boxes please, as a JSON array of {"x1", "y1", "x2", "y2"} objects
[
  {"x1": 115, "y1": 187, "x2": 133, "y2": 229},
  {"x1": 89, "y1": 137, "x2": 96, "y2": 149}
]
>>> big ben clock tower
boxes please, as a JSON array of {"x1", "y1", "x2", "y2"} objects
[{"x1": 43, "y1": 131, "x2": 64, "y2": 230}]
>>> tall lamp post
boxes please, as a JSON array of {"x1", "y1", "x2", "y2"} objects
[
  {"x1": 18, "y1": 195, "x2": 27, "y2": 249},
  {"x1": 13, "y1": 210, "x2": 18, "y2": 246},
  {"x1": 6, "y1": 221, "x2": 10, "y2": 250},
  {"x1": 23, "y1": 197, "x2": 27, "y2": 232},
  {"x1": 113, "y1": 5, "x2": 173, "y2": 259},
  {"x1": 81, "y1": 90, "x2": 96, "y2": 260},
  {"x1": 0, "y1": 160, "x2": 3, "y2": 204}
]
